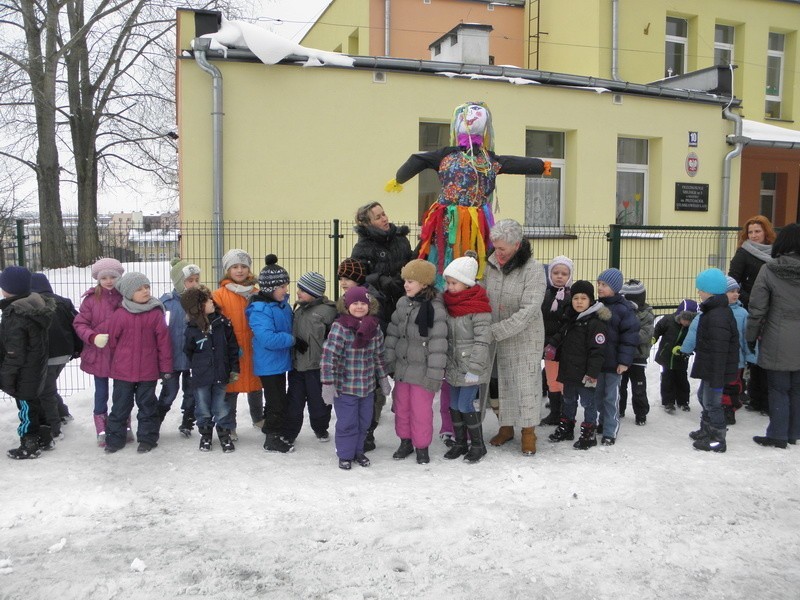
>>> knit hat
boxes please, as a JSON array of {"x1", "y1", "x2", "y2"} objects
[
  {"x1": 0, "y1": 265, "x2": 32, "y2": 296},
  {"x1": 221, "y1": 249, "x2": 252, "y2": 274},
  {"x1": 443, "y1": 252, "x2": 479, "y2": 287},
  {"x1": 258, "y1": 254, "x2": 290, "y2": 292},
  {"x1": 337, "y1": 258, "x2": 367, "y2": 285},
  {"x1": 696, "y1": 268, "x2": 727, "y2": 295},
  {"x1": 597, "y1": 268, "x2": 624, "y2": 294},
  {"x1": 547, "y1": 256, "x2": 574, "y2": 288},
  {"x1": 297, "y1": 271, "x2": 326, "y2": 298},
  {"x1": 621, "y1": 278, "x2": 646, "y2": 307},
  {"x1": 401, "y1": 259, "x2": 436, "y2": 287},
  {"x1": 675, "y1": 298, "x2": 698, "y2": 321},
  {"x1": 115, "y1": 272, "x2": 150, "y2": 300},
  {"x1": 725, "y1": 276, "x2": 741, "y2": 292},
  {"x1": 91, "y1": 258, "x2": 124, "y2": 281},
  {"x1": 30, "y1": 272, "x2": 53, "y2": 294},
  {"x1": 570, "y1": 280, "x2": 595, "y2": 304},
  {"x1": 343, "y1": 286, "x2": 370, "y2": 308},
  {"x1": 170, "y1": 259, "x2": 201, "y2": 294}
]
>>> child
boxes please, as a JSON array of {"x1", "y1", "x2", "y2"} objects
[
  {"x1": 213, "y1": 249, "x2": 264, "y2": 439},
  {"x1": 72, "y1": 257, "x2": 125, "y2": 446},
  {"x1": 545, "y1": 280, "x2": 609, "y2": 450},
  {"x1": 1, "y1": 266, "x2": 55, "y2": 459},
  {"x1": 246, "y1": 254, "x2": 295, "y2": 454},
  {"x1": 385, "y1": 259, "x2": 448, "y2": 465},
  {"x1": 595, "y1": 268, "x2": 639, "y2": 445},
  {"x1": 104, "y1": 273, "x2": 172, "y2": 453},
  {"x1": 441, "y1": 252, "x2": 492, "y2": 463},
  {"x1": 181, "y1": 286, "x2": 240, "y2": 452},
  {"x1": 684, "y1": 268, "x2": 739, "y2": 452},
  {"x1": 158, "y1": 259, "x2": 201, "y2": 436},
  {"x1": 286, "y1": 272, "x2": 337, "y2": 444},
  {"x1": 722, "y1": 277, "x2": 757, "y2": 425},
  {"x1": 539, "y1": 255, "x2": 574, "y2": 425},
  {"x1": 653, "y1": 299, "x2": 698, "y2": 413},
  {"x1": 618, "y1": 279, "x2": 655, "y2": 425},
  {"x1": 320, "y1": 286, "x2": 390, "y2": 470}
]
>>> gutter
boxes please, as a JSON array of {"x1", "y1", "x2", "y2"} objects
[
  {"x1": 385, "y1": 0, "x2": 390, "y2": 56},
  {"x1": 611, "y1": 0, "x2": 621, "y2": 80},
  {"x1": 720, "y1": 106, "x2": 744, "y2": 269}
]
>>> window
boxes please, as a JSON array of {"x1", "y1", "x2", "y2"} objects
[
  {"x1": 760, "y1": 173, "x2": 777, "y2": 222},
  {"x1": 616, "y1": 138, "x2": 648, "y2": 226},
  {"x1": 417, "y1": 122, "x2": 449, "y2": 223},
  {"x1": 432, "y1": 43, "x2": 441, "y2": 56},
  {"x1": 765, "y1": 32, "x2": 785, "y2": 118},
  {"x1": 665, "y1": 17, "x2": 688, "y2": 77},
  {"x1": 524, "y1": 130, "x2": 565, "y2": 228},
  {"x1": 714, "y1": 24, "x2": 734, "y2": 66}
]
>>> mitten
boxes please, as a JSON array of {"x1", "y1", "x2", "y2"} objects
[
  {"x1": 322, "y1": 384, "x2": 337, "y2": 405},
  {"x1": 228, "y1": 372, "x2": 239, "y2": 383},
  {"x1": 379, "y1": 376, "x2": 392, "y2": 397},
  {"x1": 582, "y1": 375, "x2": 597, "y2": 388},
  {"x1": 294, "y1": 338, "x2": 309, "y2": 354},
  {"x1": 543, "y1": 344, "x2": 557, "y2": 361},
  {"x1": 94, "y1": 334, "x2": 109, "y2": 349},
  {"x1": 464, "y1": 372, "x2": 480, "y2": 385},
  {"x1": 385, "y1": 178, "x2": 403, "y2": 193}
]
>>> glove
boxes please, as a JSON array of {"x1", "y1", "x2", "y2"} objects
[
  {"x1": 228, "y1": 372, "x2": 239, "y2": 383},
  {"x1": 672, "y1": 346, "x2": 690, "y2": 358},
  {"x1": 543, "y1": 344, "x2": 557, "y2": 361},
  {"x1": 385, "y1": 178, "x2": 403, "y2": 193},
  {"x1": 650, "y1": 337, "x2": 656, "y2": 346},
  {"x1": 160, "y1": 372, "x2": 172, "y2": 381},
  {"x1": 379, "y1": 376, "x2": 392, "y2": 397},
  {"x1": 464, "y1": 372, "x2": 480, "y2": 385},
  {"x1": 93, "y1": 334, "x2": 109, "y2": 349},
  {"x1": 294, "y1": 338, "x2": 309, "y2": 354},
  {"x1": 747, "y1": 340, "x2": 757, "y2": 354},
  {"x1": 543, "y1": 160, "x2": 552, "y2": 176},
  {"x1": 322, "y1": 384, "x2": 336, "y2": 405},
  {"x1": 582, "y1": 375, "x2": 597, "y2": 388}
]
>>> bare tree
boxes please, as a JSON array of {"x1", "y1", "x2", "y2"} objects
[{"x1": 0, "y1": 159, "x2": 34, "y2": 268}]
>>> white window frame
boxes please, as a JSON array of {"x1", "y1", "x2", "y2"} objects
[
  {"x1": 524, "y1": 130, "x2": 565, "y2": 231},
  {"x1": 714, "y1": 24, "x2": 734, "y2": 66},
  {"x1": 760, "y1": 173, "x2": 777, "y2": 222},
  {"x1": 766, "y1": 32, "x2": 785, "y2": 118},
  {"x1": 616, "y1": 138, "x2": 649, "y2": 227},
  {"x1": 665, "y1": 17, "x2": 688, "y2": 77}
]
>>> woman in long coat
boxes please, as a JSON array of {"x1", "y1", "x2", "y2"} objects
[{"x1": 481, "y1": 219, "x2": 546, "y2": 456}]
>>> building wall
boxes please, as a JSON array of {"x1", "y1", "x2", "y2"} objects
[
  {"x1": 739, "y1": 146, "x2": 800, "y2": 225},
  {"x1": 296, "y1": 0, "x2": 371, "y2": 55}
]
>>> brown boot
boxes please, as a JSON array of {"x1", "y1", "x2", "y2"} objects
[
  {"x1": 521, "y1": 427, "x2": 537, "y2": 456},
  {"x1": 489, "y1": 426, "x2": 514, "y2": 446}
]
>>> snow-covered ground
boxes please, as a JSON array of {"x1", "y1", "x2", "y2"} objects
[{"x1": 2, "y1": 361, "x2": 799, "y2": 600}]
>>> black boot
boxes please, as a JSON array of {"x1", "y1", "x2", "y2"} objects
[
  {"x1": 217, "y1": 427, "x2": 235, "y2": 453},
  {"x1": 38, "y1": 425, "x2": 56, "y2": 451},
  {"x1": 573, "y1": 422, "x2": 598, "y2": 450},
  {"x1": 363, "y1": 418, "x2": 378, "y2": 452},
  {"x1": 392, "y1": 438, "x2": 413, "y2": 460},
  {"x1": 444, "y1": 409, "x2": 468, "y2": 459},
  {"x1": 7, "y1": 435, "x2": 42, "y2": 460},
  {"x1": 179, "y1": 410, "x2": 194, "y2": 437},
  {"x1": 693, "y1": 426, "x2": 727, "y2": 452},
  {"x1": 548, "y1": 418, "x2": 575, "y2": 442},
  {"x1": 689, "y1": 417, "x2": 710, "y2": 441},
  {"x1": 263, "y1": 432, "x2": 294, "y2": 453},
  {"x1": 199, "y1": 426, "x2": 213, "y2": 451},
  {"x1": 415, "y1": 447, "x2": 430, "y2": 464},
  {"x1": 463, "y1": 412, "x2": 487, "y2": 463},
  {"x1": 724, "y1": 406, "x2": 736, "y2": 425},
  {"x1": 539, "y1": 392, "x2": 563, "y2": 426}
]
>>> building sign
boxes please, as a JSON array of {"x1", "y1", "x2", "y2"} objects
[
  {"x1": 675, "y1": 182, "x2": 709, "y2": 211},
  {"x1": 685, "y1": 152, "x2": 699, "y2": 177},
  {"x1": 688, "y1": 131, "x2": 698, "y2": 147}
]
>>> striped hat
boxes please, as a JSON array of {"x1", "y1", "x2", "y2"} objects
[{"x1": 297, "y1": 272, "x2": 326, "y2": 298}]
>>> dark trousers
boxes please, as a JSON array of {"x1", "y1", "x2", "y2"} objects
[
  {"x1": 766, "y1": 369, "x2": 800, "y2": 442},
  {"x1": 224, "y1": 390, "x2": 264, "y2": 428},
  {"x1": 334, "y1": 392, "x2": 374, "y2": 459},
  {"x1": 660, "y1": 367, "x2": 690, "y2": 407},
  {"x1": 618, "y1": 364, "x2": 649, "y2": 417},
  {"x1": 106, "y1": 380, "x2": 159, "y2": 449},
  {"x1": 39, "y1": 363, "x2": 67, "y2": 435},
  {"x1": 157, "y1": 370, "x2": 194, "y2": 417},
  {"x1": 260, "y1": 373, "x2": 288, "y2": 435},
  {"x1": 286, "y1": 369, "x2": 331, "y2": 441},
  {"x1": 14, "y1": 397, "x2": 43, "y2": 439},
  {"x1": 747, "y1": 363, "x2": 769, "y2": 411}
]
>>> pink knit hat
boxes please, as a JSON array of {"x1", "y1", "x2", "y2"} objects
[{"x1": 91, "y1": 258, "x2": 125, "y2": 281}]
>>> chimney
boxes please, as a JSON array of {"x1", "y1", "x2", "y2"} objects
[{"x1": 429, "y1": 24, "x2": 494, "y2": 65}]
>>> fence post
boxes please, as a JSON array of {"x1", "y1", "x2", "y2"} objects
[
  {"x1": 15, "y1": 219, "x2": 25, "y2": 268},
  {"x1": 607, "y1": 223, "x2": 621, "y2": 268},
  {"x1": 330, "y1": 219, "x2": 344, "y2": 300}
]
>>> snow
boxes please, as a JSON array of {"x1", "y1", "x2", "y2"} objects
[
  {"x1": 2, "y1": 358, "x2": 800, "y2": 599},
  {"x1": 742, "y1": 119, "x2": 800, "y2": 144}
]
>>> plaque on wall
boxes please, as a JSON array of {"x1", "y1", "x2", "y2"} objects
[{"x1": 675, "y1": 182, "x2": 709, "y2": 212}]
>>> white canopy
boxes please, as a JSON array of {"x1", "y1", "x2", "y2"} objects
[{"x1": 742, "y1": 119, "x2": 800, "y2": 145}]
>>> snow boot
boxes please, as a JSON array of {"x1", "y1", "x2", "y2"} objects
[
  {"x1": 753, "y1": 436, "x2": 787, "y2": 449},
  {"x1": 693, "y1": 426, "x2": 726, "y2": 453},
  {"x1": 415, "y1": 447, "x2": 430, "y2": 464},
  {"x1": 573, "y1": 422, "x2": 598, "y2": 450},
  {"x1": 38, "y1": 425, "x2": 56, "y2": 451},
  {"x1": 199, "y1": 427, "x2": 213, "y2": 451},
  {"x1": 137, "y1": 441, "x2": 157, "y2": 453},
  {"x1": 363, "y1": 418, "x2": 378, "y2": 452},
  {"x1": 338, "y1": 458, "x2": 352, "y2": 470},
  {"x1": 463, "y1": 411, "x2": 487, "y2": 463},
  {"x1": 93, "y1": 413, "x2": 107, "y2": 447},
  {"x1": 521, "y1": 427, "x2": 537, "y2": 456},
  {"x1": 724, "y1": 405, "x2": 736, "y2": 425},
  {"x1": 444, "y1": 409, "x2": 468, "y2": 459},
  {"x1": 689, "y1": 418, "x2": 711, "y2": 441},
  {"x1": 179, "y1": 410, "x2": 195, "y2": 438},
  {"x1": 263, "y1": 432, "x2": 294, "y2": 453},
  {"x1": 354, "y1": 453, "x2": 371, "y2": 467},
  {"x1": 126, "y1": 416, "x2": 134, "y2": 443},
  {"x1": 539, "y1": 392, "x2": 563, "y2": 426},
  {"x1": 217, "y1": 427, "x2": 235, "y2": 453},
  {"x1": 548, "y1": 418, "x2": 575, "y2": 442},
  {"x1": 7, "y1": 435, "x2": 41, "y2": 460},
  {"x1": 489, "y1": 426, "x2": 514, "y2": 447},
  {"x1": 392, "y1": 438, "x2": 414, "y2": 460}
]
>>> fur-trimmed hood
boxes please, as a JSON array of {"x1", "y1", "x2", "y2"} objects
[
  {"x1": 354, "y1": 223, "x2": 410, "y2": 243},
  {"x1": 576, "y1": 301, "x2": 612, "y2": 322},
  {"x1": 0, "y1": 292, "x2": 55, "y2": 330}
]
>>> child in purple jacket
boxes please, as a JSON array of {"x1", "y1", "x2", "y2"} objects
[{"x1": 104, "y1": 273, "x2": 172, "y2": 454}]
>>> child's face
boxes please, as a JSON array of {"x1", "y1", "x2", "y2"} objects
[
  {"x1": 596, "y1": 281, "x2": 613, "y2": 298},
  {"x1": 272, "y1": 284, "x2": 289, "y2": 302},
  {"x1": 678, "y1": 317, "x2": 692, "y2": 328},
  {"x1": 348, "y1": 300, "x2": 369, "y2": 318},
  {"x1": 698, "y1": 290, "x2": 713, "y2": 301},
  {"x1": 572, "y1": 293, "x2": 591, "y2": 313},
  {"x1": 726, "y1": 288, "x2": 740, "y2": 304},
  {"x1": 296, "y1": 287, "x2": 315, "y2": 303},
  {"x1": 444, "y1": 276, "x2": 469, "y2": 294},
  {"x1": 203, "y1": 298, "x2": 215, "y2": 315},
  {"x1": 404, "y1": 279, "x2": 425, "y2": 298},
  {"x1": 228, "y1": 264, "x2": 250, "y2": 284},
  {"x1": 131, "y1": 284, "x2": 151, "y2": 304},
  {"x1": 339, "y1": 277, "x2": 358, "y2": 291},
  {"x1": 99, "y1": 275, "x2": 117, "y2": 290},
  {"x1": 184, "y1": 274, "x2": 200, "y2": 290},
  {"x1": 549, "y1": 264, "x2": 571, "y2": 288}
]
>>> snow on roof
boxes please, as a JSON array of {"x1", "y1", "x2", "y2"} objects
[
  {"x1": 742, "y1": 119, "x2": 800, "y2": 144},
  {"x1": 128, "y1": 230, "x2": 179, "y2": 243}
]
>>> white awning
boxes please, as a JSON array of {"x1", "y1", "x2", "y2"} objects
[{"x1": 742, "y1": 119, "x2": 800, "y2": 145}]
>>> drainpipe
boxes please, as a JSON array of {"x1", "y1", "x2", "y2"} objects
[
  {"x1": 384, "y1": 0, "x2": 391, "y2": 56},
  {"x1": 611, "y1": 0, "x2": 621, "y2": 80},
  {"x1": 720, "y1": 105, "x2": 745, "y2": 269},
  {"x1": 193, "y1": 38, "x2": 225, "y2": 283}
]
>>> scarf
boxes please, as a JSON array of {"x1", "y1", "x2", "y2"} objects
[
  {"x1": 336, "y1": 314, "x2": 380, "y2": 349},
  {"x1": 742, "y1": 240, "x2": 773, "y2": 264},
  {"x1": 122, "y1": 296, "x2": 164, "y2": 314},
  {"x1": 443, "y1": 285, "x2": 492, "y2": 317},
  {"x1": 411, "y1": 295, "x2": 435, "y2": 337},
  {"x1": 225, "y1": 281, "x2": 255, "y2": 299}
]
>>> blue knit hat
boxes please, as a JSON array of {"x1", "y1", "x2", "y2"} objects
[
  {"x1": 725, "y1": 276, "x2": 741, "y2": 292},
  {"x1": 0, "y1": 266, "x2": 32, "y2": 296},
  {"x1": 675, "y1": 298, "x2": 698, "y2": 315},
  {"x1": 597, "y1": 268, "x2": 624, "y2": 294},
  {"x1": 696, "y1": 268, "x2": 727, "y2": 295}
]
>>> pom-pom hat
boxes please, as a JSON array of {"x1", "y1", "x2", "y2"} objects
[
  {"x1": 620, "y1": 278, "x2": 646, "y2": 307},
  {"x1": 297, "y1": 272, "x2": 326, "y2": 298},
  {"x1": 258, "y1": 254, "x2": 290, "y2": 292},
  {"x1": 170, "y1": 259, "x2": 201, "y2": 294},
  {"x1": 91, "y1": 258, "x2": 124, "y2": 281},
  {"x1": 696, "y1": 268, "x2": 727, "y2": 295},
  {"x1": 443, "y1": 251, "x2": 479, "y2": 287}
]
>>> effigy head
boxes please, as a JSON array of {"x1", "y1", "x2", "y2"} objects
[{"x1": 450, "y1": 102, "x2": 494, "y2": 151}]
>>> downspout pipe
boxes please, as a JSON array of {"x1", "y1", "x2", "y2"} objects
[
  {"x1": 384, "y1": 0, "x2": 390, "y2": 56},
  {"x1": 193, "y1": 38, "x2": 225, "y2": 283},
  {"x1": 611, "y1": 0, "x2": 621, "y2": 80},
  {"x1": 720, "y1": 105, "x2": 745, "y2": 270}
]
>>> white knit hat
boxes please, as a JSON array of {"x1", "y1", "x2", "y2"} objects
[
  {"x1": 443, "y1": 252, "x2": 479, "y2": 287},
  {"x1": 221, "y1": 249, "x2": 252, "y2": 274}
]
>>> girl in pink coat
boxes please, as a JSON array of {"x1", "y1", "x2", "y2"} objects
[{"x1": 72, "y1": 258, "x2": 124, "y2": 446}]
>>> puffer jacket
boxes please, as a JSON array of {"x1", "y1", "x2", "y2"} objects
[
  {"x1": 598, "y1": 293, "x2": 640, "y2": 372},
  {"x1": 0, "y1": 292, "x2": 54, "y2": 399},
  {"x1": 385, "y1": 294, "x2": 448, "y2": 392},
  {"x1": 351, "y1": 223, "x2": 412, "y2": 318},
  {"x1": 548, "y1": 301, "x2": 610, "y2": 385},
  {"x1": 690, "y1": 294, "x2": 739, "y2": 388},
  {"x1": 160, "y1": 289, "x2": 190, "y2": 372},
  {"x1": 246, "y1": 295, "x2": 294, "y2": 377},
  {"x1": 184, "y1": 311, "x2": 240, "y2": 387},
  {"x1": 106, "y1": 304, "x2": 172, "y2": 382},
  {"x1": 292, "y1": 296, "x2": 337, "y2": 372},
  {"x1": 73, "y1": 286, "x2": 123, "y2": 377},
  {"x1": 213, "y1": 281, "x2": 261, "y2": 392},
  {"x1": 445, "y1": 311, "x2": 493, "y2": 386},
  {"x1": 654, "y1": 315, "x2": 693, "y2": 370},
  {"x1": 629, "y1": 302, "x2": 655, "y2": 364}
]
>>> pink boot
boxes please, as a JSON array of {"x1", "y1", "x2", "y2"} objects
[
  {"x1": 94, "y1": 414, "x2": 107, "y2": 447},
  {"x1": 126, "y1": 415, "x2": 134, "y2": 443}
]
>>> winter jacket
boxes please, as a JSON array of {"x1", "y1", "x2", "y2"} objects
[
  {"x1": 541, "y1": 282, "x2": 571, "y2": 339},
  {"x1": 73, "y1": 286, "x2": 123, "y2": 377},
  {"x1": 321, "y1": 322, "x2": 388, "y2": 397},
  {"x1": 0, "y1": 292, "x2": 54, "y2": 399},
  {"x1": 746, "y1": 253, "x2": 800, "y2": 371},
  {"x1": 184, "y1": 311, "x2": 240, "y2": 387},
  {"x1": 246, "y1": 295, "x2": 294, "y2": 377},
  {"x1": 106, "y1": 304, "x2": 172, "y2": 382},
  {"x1": 598, "y1": 293, "x2": 640, "y2": 372},
  {"x1": 689, "y1": 294, "x2": 739, "y2": 388},
  {"x1": 292, "y1": 296, "x2": 337, "y2": 372},
  {"x1": 385, "y1": 294, "x2": 448, "y2": 393},
  {"x1": 728, "y1": 245, "x2": 769, "y2": 308},
  {"x1": 549, "y1": 301, "x2": 610, "y2": 385},
  {"x1": 654, "y1": 315, "x2": 692, "y2": 370},
  {"x1": 160, "y1": 289, "x2": 190, "y2": 372},
  {"x1": 445, "y1": 310, "x2": 493, "y2": 387},
  {"x1": 629, "y1": 302, "x2": 655, "y2": 364},
  {"x1": 729, "y1": 300, "x2": 756, "y2": 368},
  {"x1": 213, "y1": 281, "x2": 261, "y2": 393},
  {"x1": 350, "y1": 223, "x2": 412, "y2": 318}
]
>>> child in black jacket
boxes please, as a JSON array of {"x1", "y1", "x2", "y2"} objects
[
  {"x1": 544, "y1": 281, "x2": 609, "y2": 450},
  {"x1": 653, "y1": 299, "x2": 698, "y2": 413},
  {"x1": 181, "y1": 286, "x2": 240, "y2": 452}
]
